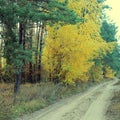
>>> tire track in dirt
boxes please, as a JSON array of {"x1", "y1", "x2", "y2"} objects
[
  {"x1": 16, "y1": 79, "x2": 118, "y2": 120},
  {"x1": 81, "y1": 79, "x2": 118, "y2": 120}
]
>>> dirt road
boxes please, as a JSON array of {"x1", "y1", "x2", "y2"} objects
[{"x1": 17, "y1": 79, "x2": 119, "y2": 120}]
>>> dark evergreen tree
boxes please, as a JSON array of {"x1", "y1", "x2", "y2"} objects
[
  {"x1": 100, "y1": 20, "x2": 120, "y2": 75},
  {"x1": 0, "y1": 0, "x2": 82, "y2": 98},
  {"x1": 100, "y1": 21, "x2": 118, "y2": 42}
]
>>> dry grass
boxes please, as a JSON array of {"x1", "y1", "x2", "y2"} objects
[
  {"x1": 0, "y1": 83, "x2": 14, "y2": 120},
  {"x1": 106, "y1": 90, "x2": 120, "y2": 120},
  {"x1": 0, "y1": 82, "x2": 67, "y2": 119},
  {"x1": 114, "y1": 80, "x2": 120, "y2": 86},
  {"x1": 0, "y1": 81, "x2": 96, "y2": 120}
]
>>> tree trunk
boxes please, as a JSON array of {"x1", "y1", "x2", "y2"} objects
[
  {"x1": 19, "y1": 22, "x2": 26, "y2": 82},
  {"x1": 37, "y1": 22, "x2": 45, "y2": 82},
  {"x1": 14, "y1": 70, "x2": 21, "y2": 97},
  {"x1": 29, "y1": 62, "x2": 33, "y2": 83},
  {"x1": 14, "y1": 69, "x2": 22, "y2": 103},
  {"x1": 14, "y1": 22, "x2": 26, "y2": 96},
  {"x1": 28, "y1": 28, "x2": 33, "y2": 83}
]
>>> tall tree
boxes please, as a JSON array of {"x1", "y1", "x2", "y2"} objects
[
  {"x1": 0, "y1": 0, "x2": 81, "y2": 96},
  {"x1": 100, "y1": 20, "x2": 120, "y2": 75},
  {"x1": 100, "y1": 21, "x2": 117, "y2": 42},
  {"x1": 42, "y1": 0, "x2": 114, "y2": 84}
]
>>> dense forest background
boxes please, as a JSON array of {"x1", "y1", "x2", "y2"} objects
[{"x1": 0, "y1": 0, "x2": 120, "y2": 119}]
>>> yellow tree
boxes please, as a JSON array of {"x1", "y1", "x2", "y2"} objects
[{"x1": 42, "y1": 0, "x2": 114, "y2": 84}]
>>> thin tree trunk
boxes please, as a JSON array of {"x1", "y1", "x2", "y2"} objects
[
  {"x1": 34, "y1": 23, "x2": 39, "y2": 83},
  {"x1": 0, "y1": 40, "x2": 2, "y2": 71},
  {"x1": 14, "y1": 70, "x2": 21, "y2": 103},
  {"x1": 28, "y1": 27, "x2": 33, "y2": 83},
  {"x1": 28, "y1": 62, "x2": 33, "y2": 83},
  {"x1": 20, "y1": 22, "x2": 26, "y2": 83},
  {"x1": 37, "y1": 22, "x2": 45, "y2": 82}
]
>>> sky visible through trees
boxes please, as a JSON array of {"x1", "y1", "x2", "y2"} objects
[{"x1": 105, "y1": 0, "x2": 120, "y2": 39}]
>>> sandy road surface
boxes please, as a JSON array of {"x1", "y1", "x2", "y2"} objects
[{"x1": 17, "y1": 79, "x2": 119, "y2": 120}]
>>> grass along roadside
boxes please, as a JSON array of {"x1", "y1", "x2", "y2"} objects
[
  {"x1": 0, "y1": 79, "x2": 110, "y2": 120},
  {"x1": 106, "y1": 80, "x2": 120, "y2": 120}
]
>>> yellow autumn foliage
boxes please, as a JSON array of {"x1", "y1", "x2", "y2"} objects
[
  {"x1": 104, "y1": 66, "x2": 115, "y2": 79},
  {"x1": 42, "y1": 24, "x2": 113, "y2": 84},
  {"x1": 89, "y1": 63, "x2": 104, "y2": 82},
  {"x1": 0, "y1": 57, "x2": 6, "y2": 69},
  {"x1": 42, "y1": 0, "x2": 115, "y2": 84}
]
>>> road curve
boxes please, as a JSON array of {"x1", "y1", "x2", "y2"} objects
[{"x1": 16, "y1": 78, "x2": 119, "y2": 120}]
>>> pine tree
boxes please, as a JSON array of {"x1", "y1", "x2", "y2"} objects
[
  {"x1": 100, "y1": 20, "x2": 120, "y2": 76},
  {"x1": 0, "y1": 0, "x2": 81, "y2": 97}
]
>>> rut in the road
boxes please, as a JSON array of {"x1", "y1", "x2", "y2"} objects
[{"x1": 81, "y1": 81, "x2": 115, "y2": 120}]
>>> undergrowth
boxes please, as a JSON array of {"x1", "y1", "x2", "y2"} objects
[
  {"x1": 106, "y1": 86, "x2": 120, "y2": 120},
  {"x1": 0, "y1": 80, "x2": 106, "y2": 120}
]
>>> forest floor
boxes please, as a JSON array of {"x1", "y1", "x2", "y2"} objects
[{"x1": 15, "y1": 78, "x2": 120, "y2": 120}]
